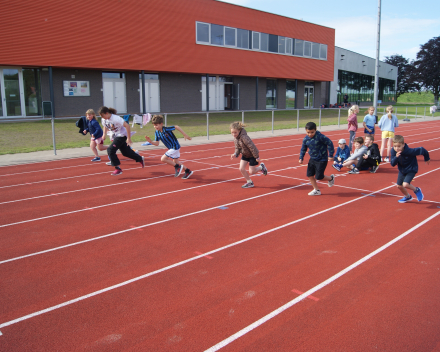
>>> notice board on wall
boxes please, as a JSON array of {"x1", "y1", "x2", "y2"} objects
[{"x1": 63, "y1": 81, "x2": 90, "y2": 96}]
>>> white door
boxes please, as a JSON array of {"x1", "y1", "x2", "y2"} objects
[
  {"x1": 139, "y1": 79, "x2": 160, "y2": 112},
  {"x1": 0, "y1": 68, "x2": 25, "y2": 117},
  {"x1": 102, "y1": 77, "x2": 127, "y2": 113},
  {"x1": 304, "y1": 86, "x2": 314, "y2": 109},
  {"x1": 201, "y1": 77, "x2": 225, "y2": 111}
]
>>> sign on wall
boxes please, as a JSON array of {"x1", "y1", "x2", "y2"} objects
[{"x1": 63, "y1": 81, "x2": 90, "y2": 97}]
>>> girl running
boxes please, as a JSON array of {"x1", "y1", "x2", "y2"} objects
[{"x1": 83, "y1": 109, "x2": 107, "y2": 162}]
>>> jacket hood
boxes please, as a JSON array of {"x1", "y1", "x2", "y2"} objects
[{"x1": 236, "y1": 128, "x2": 248, "y2": 139}]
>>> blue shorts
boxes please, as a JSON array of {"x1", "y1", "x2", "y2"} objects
[
  {"x1": 396, "y1": 171, "x2": 416, "y2": 186},
  {"x1": 364, "y1": 125, "x2": 375, "y2": 135}
]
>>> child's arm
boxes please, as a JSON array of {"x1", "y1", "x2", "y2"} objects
[
  {"x1": 407, "y1": 146, "x2": 430, "y2": 163},
  {"x1": 321, "y1": 134, "x2": 335, "y2": 160},
  {"x1": 299, "y1": 138, "x2": 308, "y2": 164},
  {"x1": 145, "y1": 135, "x2": 160, "y2": 146},
  {"x1": 242, "y1": 135, "x2": 260, "y2": 160},
  {"x1": 174, "y1": 125, "x2": 192, "y2": 141},
  {"x1": 123, "y1": 121, "x2": 133, "y2": 145}
]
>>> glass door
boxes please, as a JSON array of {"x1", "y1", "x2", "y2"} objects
[
  {"x1": 304, "y1": 86, "x2": 314, "y2": 109},
  {"x1": 3, "y1": 69, "x2": 22, "y2": 116}
]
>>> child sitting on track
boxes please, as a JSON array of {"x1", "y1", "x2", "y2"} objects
[
  {"x1": 230, "y1": 121, "x2": 268, "y2": 188},
  {"x1": 332, "y1": 138, "x2": 350, "y2": 171},
  {"x1": 390, "y1": 134, "x2": 430, "y2": 203},
  {"x1": 145, "y1": 115, "x2": 193, "y2": 179},
  {"x1": 83, "y1": 109, "x2": 108, "y2": 162},
  {"x1": 299, "y1": 122, "x2": 335, "y2": 196},
  {"x1": 355, "y1": 135, "x2": 381, "y2": 173},
  {"x1": 342, "y1": 136, "x2": 367, "y2": 174},
  {"x1": 98, "y1": 106, "x2": 145, "y2": 176}
]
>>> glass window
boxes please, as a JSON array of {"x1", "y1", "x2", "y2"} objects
[
  {"x1": 286, "y1": 38, "x2": 292, "y2": 55},
  {"x1": 320, "y1": 44, "x2": 327, "y2": 60},
  {"x1": 3, "y1": 69, "x2": 21, "y2": 116},
  {"x1": 252, "y1": 32, "x2": 260, "y2": 50},
  {"x1": 201, "y1": 76, "x2": 216, "y2": 82},
  {"x1": 102, "y1": 72, "x2": 125, "y2": 78},
  {"x1": 266, "y1": 79, "x2": 277, "y2": 108},
  {"x1": 278, "y1": 36, "x2": 286, "y2": 54},
  {"x1": 237, "y1": 29, "x2": 249, "y2": 49},
  {"x1": 304, "y1": 41, "x2": 311, "y2": 56},
  {"x1": 196, "y1": 22, "x2": 209, "y2": 43},
  {"x1": 269, "y1": 34, "x2": 278, "y2": 53},
  {"x1": 23, "y1": 68, "x2": 42, "y2": 116},
  {"x1": 225, "y1": 27, "x2": 236, "y2": 46},
  {"x1": 312, "y1": 42, "x2": 320, "y2": 58},
  {"x1": 286, "y1": 80, "x2": 296, "y2": 109},
  {"x1": 260, "y1": 33, "x2": 269, "y2": 51},
  {"x1": 211, "y1": 24, "x2": 224, "y2": 45},
  {"x1": 294, "y1": 39, "x2": 304, "y2": 56},
  {"x1": 139, "y1": 73, "x2": 159, "y2": 80}
]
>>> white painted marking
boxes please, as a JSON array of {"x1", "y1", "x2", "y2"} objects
[{"x1": 205, "y1": 210, "x2": 440, "y2": 352}]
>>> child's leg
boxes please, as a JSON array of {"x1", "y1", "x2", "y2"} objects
[
  {"x1": 308, "y1": 176, "x2": 319, "y2": 189},
  {"x1": 248, "y1": 164, "x2": 263, "y2": 175},
  {"x1": 107, "y1": 141, "x2": 121, "y2": 167},
  {"x1": 239, "y1": 160, "x2": 252, "y2": 182},
  {"x1": 343, "y1": 160, "x2": 356, "y2": 169},
  {"x1": 380, "y1": 137, "x2": 387, "y2": 158},
  {"x1": 403, "y1": 182, "x2": 416, "y2": 192},
  {"x1": 97, "y1": 143, "x2": 108, "y2": 151},
  {"x1": 387, "y1": 137, "x2": 393, "y2": 157},
  {"x1": 90, "y1": 140, "x2": 99, "y2": 157},
  {"x1": 120, "y1": 141, "x2": 143, "y2": 163},
  {"x1": 348, "y1": 131, "x2": 356, "y2": 152}
]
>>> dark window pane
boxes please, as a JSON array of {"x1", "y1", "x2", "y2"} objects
[
  {"x1": 211, "y1": 24, "x2": 224, "y2": 45},
  {"x1": 196, "y1": 22, "x2": 209, "y2": 43},
  {"x1": 253, "y1": 32, "x2": 260, "y2": 50},
  {"x1": 312, "y1": 43, "x2": 320, "y2": 58},
  {"x1": 304, "y1": 41, "x2": 311, "y2": 56},
  {"x1": 294, "y1": 39, "x2": 303, "y2": 56},
  {"x1": 237, "y1": 29, "x2": 249, "y2": 48},
  {"x1": 225, "y1": 27, "x2": 236, "y2": 46},
  {"x1": 320, "y1": 44, "x2": 327, "y2": 59},
  {"x1": 269, "y1": 34, "x2": 278, "y2": 53}
]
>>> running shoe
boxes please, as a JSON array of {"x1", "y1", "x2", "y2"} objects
[
  {"x1": 91, "y1": 157, "x2": 101, "y2": 162},
  {"x1": 308, "y1": 189, "x2": 321, "y2": 196},
  {"x1": 140, "y1": 156, "x2": 145, "y2": 168},
  {"x1": 106, "y1": 161, "x2": 112, "y2": 166},
  {"x1": 398, "y1": 195, "x2": 413, "y2": 203},
  {"x1": 328, "y1": 174, "x2": 335, "y2": 187},
  {"x1": 111, "y1": 168, "x2": 122, "y2": 176},
  {"x1": 384, "y1": 157, "x2": 389, "y2": 162},
  {"x1": 242, "y1": 182, "x2": 254, "y2": 188},
  {"x1": 370, "y1": 165, "x2": 379, "y2": 173},
  {"x1": 332, "y1": 164, "x2": 341, "y2": 171},
  {"x1": 414, "y1": 187, "x2": 424, "y2": 202},
  {"x1": 348, "y1": 168, "x2": 359, "y2": 174},
  {"x1": 260, "y1": 162, "x2": 268, "y2": 176},
  {"x1": 182, "y1": 170, "x2": 193, "y2": 179},
  {"x1": 175, "y1": 164, "x2": 184, "y2": 177}
]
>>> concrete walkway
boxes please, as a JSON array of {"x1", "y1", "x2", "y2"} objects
[{"x1": 1, "y1": 116, "x2": 439, "y2": 167}]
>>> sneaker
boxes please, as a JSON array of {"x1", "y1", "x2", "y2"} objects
[
  {"x1": 384, "y1": 157, "x2": 389, "y2": 162},
  {"x1": 414, "y1": 187, "x2": 424, "y2": 202},
  {"x1": 328, "y1": 174, "x2": 335, "y2": 187},
  {"x1": 242, "y1": 181, "x2": 254, "y2": 188},
  {"x1": 139, "y1": 156, "x2": 145, "y2": 168},
  {"x1": 91, "y1": 157, "x2": 101, "y2": 162},
  {"x1": 133, "y1": 149, "x2": 139, "y2": 155},
  {"x1": 182, "y1": 170, "x2": 193, "y2": 179},
  {"x1": 398, "y1": 195, "x2": 413, "y2": 203},
  {"x1": 174, "y1": 164, "x2": 184, "y2": 177},
  {"x1": 308, "y1": 189, "x2": 321, "y2": 196},
  {"x1": 111, "y1": 168, "x2": 123, "y2": 176},
  {"x1": 106, "y1": 161, "x2": 112, "y2": 166},
  {"x1": 348, "y1": 168, "x2": 360, "y2": 174},
  {"x1": 260, "y1": 162, "x2": 268, "y2": 176},
  {"x1": 370, "y1": 165, "x2": 379, "y2": 173},
  {"x1": 332, "y1": 164, "x2": 341, "y2": 172}
]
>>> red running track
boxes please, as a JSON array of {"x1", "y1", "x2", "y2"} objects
[{"x1": 0, "y1": 120, "x2": 439, "y2": 351}]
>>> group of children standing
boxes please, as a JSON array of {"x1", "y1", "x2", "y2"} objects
[{"x1": 82, "y1": 105, "x2": 430, "y2": 203}]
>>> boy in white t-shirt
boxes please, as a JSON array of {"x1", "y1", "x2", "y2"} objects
[{"x1": 98, "y1": 106, "x2": 145, "y2": 176}]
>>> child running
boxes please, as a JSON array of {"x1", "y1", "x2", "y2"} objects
[
  {"x1": 145, "y1": 115, "x2": 193, "y2": 179},
  {"x1": 332, "y1": 138, "x2": 350, "y2": 171},
  {"x1": 83, "y1": 109, "x2": 107, "y2": 162},
  {"x1": 342, "y1": 136, "x2": 367, "y2": 174},
  {"x1": 390, "y1": 135, "x2": 430, "y2": 203},
  {"x1": 299, "y1": 122, "x2": 335, "y2": 196},
  {"x1": 378, "y1": 105, "x2": 399, "y2": 162},
  {"x1": 98, "y1": 106, "x2": 145, "y2": 175},
  {"x1": 355, "y1": 135, "x2": 381, "y2": 173},
  {"x1": 230, "y1": 122, "x2": 268, "y2": 188},
  {"x1": 347, "y1": 104, "x2": 360, "y2": 153},
  {"x1": 363, "y1": 106, "x2": 376, "y2": 136}
]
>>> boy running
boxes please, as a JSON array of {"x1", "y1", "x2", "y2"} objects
[
  {"x1": 145, "y1": 115, "x2": 193, "y2": 179},
  {"x1": 299, "y1": 122, "x2": 335, "y2": 196}
]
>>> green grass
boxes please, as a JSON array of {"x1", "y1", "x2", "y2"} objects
[{"x1": 1, "y1": 107, "x2": 439, "y2": 155}]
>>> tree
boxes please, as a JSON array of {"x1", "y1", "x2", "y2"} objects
[
  {"x1": 414, "y1": 36, "x2": 440, "y2": 105},
  {"x1": 384, "y1": 54, "x2": 418, "y2": 99}
]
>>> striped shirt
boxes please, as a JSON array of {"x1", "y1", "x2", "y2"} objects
[{"x1": 155, "y1": 126, "x2": 180, "y2": 150}]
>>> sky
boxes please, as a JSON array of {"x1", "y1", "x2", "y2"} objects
[{"x1": 218, "y1": 0, "x2": 440, "y2": 61}]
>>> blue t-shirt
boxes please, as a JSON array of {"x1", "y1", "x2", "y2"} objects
[
  {"x1": 363, "y1": 114, "x2": 375, "y2": 127},
  {"x1": 154, "y1": 126, "x2": 180, "y2": 150}
]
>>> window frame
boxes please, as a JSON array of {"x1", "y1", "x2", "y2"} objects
[
  {"x1": 225, "y1": 26, "x2": 236, "y2": 47},
  {"x1": 195, "y1": 21, "x2": 210, "y2": 44}
]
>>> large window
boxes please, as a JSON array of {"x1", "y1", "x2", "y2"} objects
[
  {"x1": 23, "y1": 68, "x2": 42, "y2": 116},
  {"x1": 237, "y1": 29, "x2": 249, "y2": 49},
  {"x1": 266, "y1": 79, "x2": 277, "y2": 109},
  {"x1": 286, "y1": 80, "x2": 296, "y2": 108},
  {"x1": 225, "y1": 27, "x2": 236, "y2": 46},
  {"x1": 211, "y1": 24, "x2": 224, "y2": 45}
]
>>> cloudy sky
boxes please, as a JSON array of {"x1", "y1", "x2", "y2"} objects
[{"x1": 218, "y1": 0, "x2": 440, "y2": 61}]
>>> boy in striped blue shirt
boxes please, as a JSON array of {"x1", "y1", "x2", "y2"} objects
[{"x1": 145, "y1": 115, "x2": 193, "y2": 179}]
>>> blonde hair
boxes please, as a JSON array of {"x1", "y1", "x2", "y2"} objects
[
  {"x1": 85, "y1": 109, "x2": 96, "y2": 116},
  {"x1": 386, "y1": 105, "x2": 394, "y2": 120},
  {"x1": 348, "y1": 104, "x2": 359, "y2": 117},
  {"x1": 230, "y1": 121, "x2": 246, "y2": 130},
  {"x1": 367, "y1": 106, "x2": 375, "y2": 114}
]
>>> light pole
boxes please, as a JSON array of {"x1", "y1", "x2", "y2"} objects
[{"x1": 373, "y1": 0, "x2": 381, "y2": 113}]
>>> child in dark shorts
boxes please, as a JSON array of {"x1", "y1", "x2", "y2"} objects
[
  {"x1": 299, "y1": 122, "x2": 335, "y2": 196},
  {"x1": 390, "y1": 135, "x2": 430, "y2": 203},
  {"x1": 230, "y1": 121, "x2": 268, "y2": 188}
]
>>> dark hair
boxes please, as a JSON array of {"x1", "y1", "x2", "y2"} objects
[
  {"x1": 354, "y1": 136, "x2": 364, "y2": 144},
  {"x1": 305, "y1": 122, "x2": 317, "y2": 131},
  {"x1": 393, "y1": 135, "x2": 404, "y2": 144},
  {"x1": 151, "y1": 114, "x2": 164, "y2": 124},
  {"x1": 98, "y1": 106, "x2": 117, "y2": 116}
]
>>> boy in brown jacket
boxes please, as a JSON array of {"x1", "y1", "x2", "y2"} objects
[{"x1": 230, "y1": 121, "x2": 268, "y2": 188}]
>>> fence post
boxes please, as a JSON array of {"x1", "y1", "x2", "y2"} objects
[
  {"x1": 424, "y1": 107, "x2": 426, "y2": 120},
  {"x1": 406, "y1": 107, "x2": 408, "y2": 120},
  {"x1": 297, "y1": 109, "x2": 299, "y2": 131},
  {"x1": 272, "y1": 110, "x2": 274, "y2": 134},
  {"x1": 164, "y1": 113, "x2": 167, "y2": 126},
  {"x1": 415, "y1": 107, "x2": 417, "y2": 120},
  {"x1": 206, "y1": 112, "x2": 209, "y2": 140},
  {"x1": 242, "y1": 110, "x2": 244, "y2": 124},
  {"x1": 319, "y1": 108, "x2": 322, "y2": 129},
  {"x1": 338, "y1": 109, "x2": 340, "y2": 128}
]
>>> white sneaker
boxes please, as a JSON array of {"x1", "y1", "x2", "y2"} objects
[
  {"x1": 106, "y1": 161, "x2": 112, "y2": 166},
  {"x1": 328, "y1": 174, "x2": 335, "y2": 187},
  {"x1": 308, "y1": 189, "x2": 321, "y2": 196}
]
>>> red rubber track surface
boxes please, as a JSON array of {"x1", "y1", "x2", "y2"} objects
[{"x1": 0, "y1": 121, "x2": 439, "y2": 351}]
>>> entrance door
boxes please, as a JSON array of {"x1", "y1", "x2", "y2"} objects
[
  {"x1": 201, "y1": 76, "x2": 231, "y2": 111},
  {"x1": 304, "y1": 86, "x2": 314, "y2": 109},
  {"x1": 139, "y1": 74, "x2": 160, "y2": 112},
  {"x1": 102, "y1": 73, "x2": 127, "y2": 113},
  {"x1": 0, "y1": 68, "x2": 23, "y2": 117}
]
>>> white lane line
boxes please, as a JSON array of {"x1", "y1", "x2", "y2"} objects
[
  {"x1": 0, "y1": 181, "x2": 406, "y2": 329},
  {"x1": 204, "y1": 210, "x2": 440, "y2": 352}
]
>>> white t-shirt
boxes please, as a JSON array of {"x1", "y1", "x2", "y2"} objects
[{"x1": 102, "y1": 114, "x2": 127, "y2": 138}]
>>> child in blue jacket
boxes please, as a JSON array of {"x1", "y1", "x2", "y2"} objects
[
  {"x1": 332, "y1": 138, "x2": 351, "y2": 171},
  {"x1": 390, "y1": 135, "x2": 430, "y2": 203},
  {"x1": 83, "y1": 109, "x2": 107, "y2": 162}
]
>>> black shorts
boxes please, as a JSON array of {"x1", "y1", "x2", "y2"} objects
[
  {"x1": 307, "y1": 159, "x2": 328, "y2": 180},
  {"x1": 397, "y1": 171, "x2": 416, "y2": 186},
  {"x1": 241, "y1": 155, "x2": 259, "y2": 166}
]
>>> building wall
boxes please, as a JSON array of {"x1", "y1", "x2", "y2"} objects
[
  {"x1": 234, "y1": 76, "x2": 257, "y2": 111},
  {"x1": 277, "y1": 79, "x2": 286, "y2": 110},
  {"x1": 296, "y1": 80, "x2": 305, "y2": 109},
  {"x1": 160, "y1": 73, "x2": 202, "y2": 113},
  {"x1": 126, "y1": 72, "x2": 140, "y2": 114}
]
